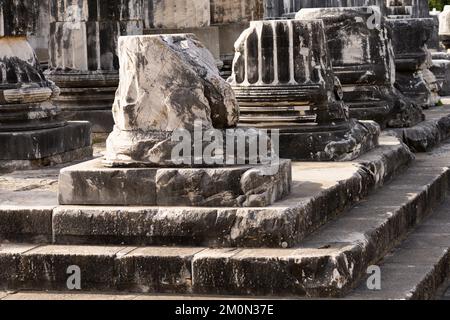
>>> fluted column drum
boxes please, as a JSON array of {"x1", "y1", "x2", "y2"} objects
[
  {"x1": 229, "y1": 19, "x2": 347, "y2": 126},
  {"x1": 229, "y1": 19, "x2": 380, "y2": 161}
]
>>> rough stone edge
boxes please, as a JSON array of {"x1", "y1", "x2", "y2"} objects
[{"x1": 387, "y1": 111, "x2": 450, "y2": 152}]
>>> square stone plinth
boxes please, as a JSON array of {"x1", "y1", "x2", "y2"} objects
[{"x1": 58, "y1": 158, "x2": 292, "y2": 208}]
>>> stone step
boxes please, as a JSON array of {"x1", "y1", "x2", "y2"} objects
[
  {"x1": 0, "y1": 135, "x2": 413, "y2": 248},
  {"x1": 347, "y1": 197, "x2": 450, "y2": 300},
  {"x1": 0, "y1": 141, "x2": 449, "y2": 297}
]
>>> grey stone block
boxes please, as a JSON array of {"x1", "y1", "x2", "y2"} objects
[{"x1": 58, "y1": 158, "x2": 292, "y2": 208}]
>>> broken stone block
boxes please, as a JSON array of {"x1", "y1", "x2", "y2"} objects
[
  {"x1": 45, "y1": 0, "x2": 144, "y2": 133},
  {"x1": 58, "y1": 33, "x2": 291, "y2": 208},
  {"x1": 0, "y1": 0, "x2": 92, "y2": 171},
  {"x1": 296, "y1": 6, "x2": 425, "y2": 128},
  {"x1": 228, "y1": 19, "x2": 380, "y2": 161},
  {"x1": 105, "y1": 33, "x2": 244, "y2": 166},
  {"x1": 387, "y1": 18, "x2": 440, "y2": 109}
]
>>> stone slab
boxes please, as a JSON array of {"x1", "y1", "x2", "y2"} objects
[
  {"x1": 347, "y1": 198, "x2": 450, "y2": 300},
  {"x1": 0, "y1": 206, "x2": 54, "y2": 243},
  {"x1": 58, "y1": 159, "x2": 292, "y2": 208},
  {"x1": 52, "y1": 134, "x2": 412, "y2": 248}
]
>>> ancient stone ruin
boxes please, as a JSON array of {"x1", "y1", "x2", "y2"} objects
[
  {"x1": 296, "y1": 6, "x2": 425, "y2": 128},
  {"x1": 228, "y1": 19, "x2": 380, "y2": 160},
  {"x1": 59, "y1": 34, "x2": 292, "y2": 208},
  {"x1": 2, "y1": 0, "x2": 450, "y2": 302},
  {"x1": 45, "y1": 0, "x2": 144, "y2": 134},
  {"x1": 0, "y1": 0, "x2": 92, "y2": 172}
]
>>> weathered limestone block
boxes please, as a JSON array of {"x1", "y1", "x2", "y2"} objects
[
  {"x1": 296, "y1": 6, "x2": 424, "y2": 128},
  {"x1": 387, "y1": 18, "x2": 440, "y2": 108},
  {"x1": 106, "y1": 34, "x2": 244, "y2": 166},
  {"x1": 228, "y1": 19, "x2": 380, "y2": 161},
  {"x1": 59, "y1": 158, "x2": 291, "y2": 207},
  {"x1": 45, "y1": 0, "x2": 144, "y2": 133},
  {"x1": 59, "y1": 33, "x2": 292, "y2": 208},
  {"x1": 0, "y1": 0, "x2": 92, "y2": 170}
]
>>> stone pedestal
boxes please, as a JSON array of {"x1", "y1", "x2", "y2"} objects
[
  {"x1": 58, "y1": 33, "x2": 292, "y2": 208},
  {"x1": 45, "y1": 0, "x2": 144, "y2": 134},
  {"x1": 296, "y1": 6, "x2": 424, "y2": 128},
  {"x1": 0, "y1": 0, "x2": 92, "y2": 172},
  {"x1": 387, "y1": 18, "x2": 440, "y2": 108},
  {"x1": 228, "y1": 19, "x2": 380, "y2": 161}
]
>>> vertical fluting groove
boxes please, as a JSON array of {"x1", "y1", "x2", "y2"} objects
[
  {"x1": 272, "y1": 20, "x2": 279, "y2": 84},
  {"x1": 257, "y1": 22, "x2": 263, "y2": 85}
]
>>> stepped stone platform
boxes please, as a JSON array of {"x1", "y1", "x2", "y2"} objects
[
  {"x1": 347, "y1": 199, "x2": 450, "y2": 300},
  {"x1": 2, "y1": 135, "x2": 450, "y2": 297},
  {"x1": 0, "y1": 134, "x2": 411, "y2": 248}
]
